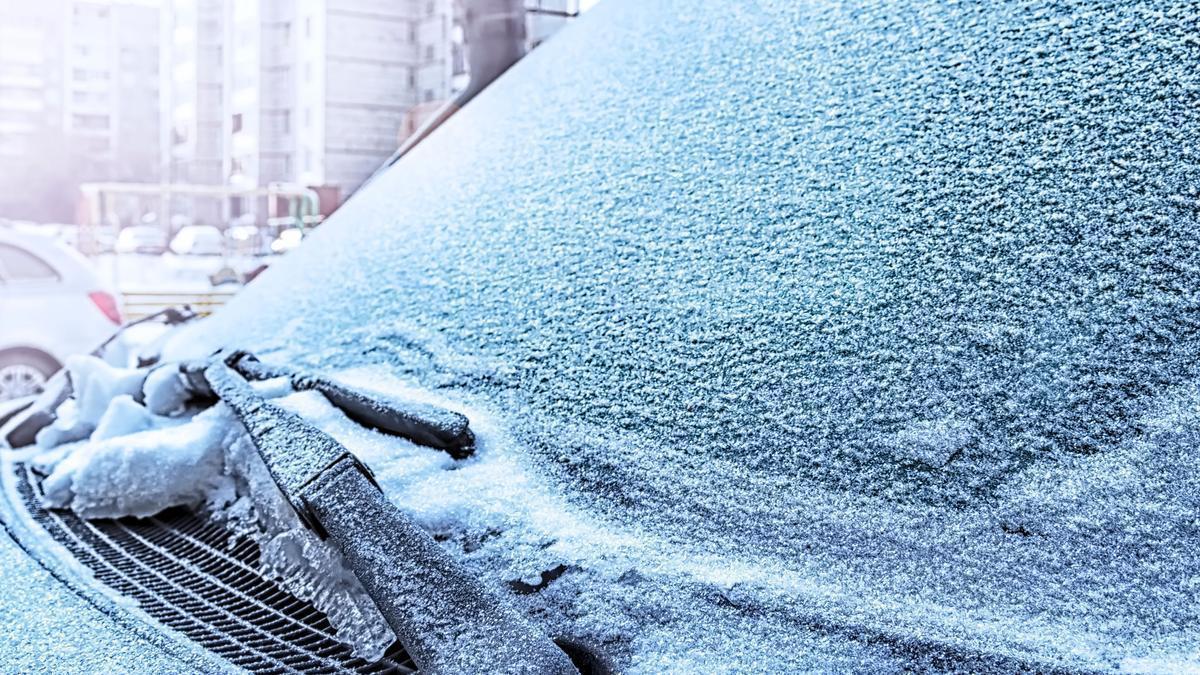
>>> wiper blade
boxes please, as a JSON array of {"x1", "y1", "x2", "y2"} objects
[
  {"x1": 0, "y1": 375, "x2": 72, "y2": 450},
  {"x1": 226, "y1": 352, "x2": 476, "y2": 458},
  {"x1": 94, "y1": 306, "x2": 199, "y2": 362},
  {"x1": 203, "y1": 358, "x2": 578, "y2": 674},
  {"x1": 0, "y1": 398, "x2": 34, "y2": 431}
]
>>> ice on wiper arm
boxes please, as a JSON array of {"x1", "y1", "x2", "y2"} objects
[
  {"x1": 31, "y1": 361, "x2": 400, "y2": 661},
  {"x1": 2, "y1": 307, "x2": 200, "y2": 450},
  {"x1": 201, "y1": 359, "x2": 581, "y2": 673}
]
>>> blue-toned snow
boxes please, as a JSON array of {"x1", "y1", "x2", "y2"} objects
[
  {"x1": 155, "y1": 0, "x2": 1200, "y2": 670},
  {"x1": 0, "y1": 529, "x2": 220, "y2": 673}
]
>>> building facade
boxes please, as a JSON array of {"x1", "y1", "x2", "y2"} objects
[
  {"x1": 176, "y1": 0, "x2": 463, "y2": 224},
  {"x1": 162, "y1": 0, "x2": 227, "y2": 223},
  {"x1": 0, "y1": 0, "x2": 161, "y2": 222},
  {"x1": 0, "y1": 1, "x2": 66, "y2": 221},
  {"x1": 67, "y1": 1, "x2": 162, "y2": 183},
  {"x1": 526, "y1": 0, "x2": 582, "y2": 50},
  {"x1": 0, "y1": 0, "x2": 586, "y2": 226}
]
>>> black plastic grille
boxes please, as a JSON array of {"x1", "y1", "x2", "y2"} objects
[{"x1": 14, "y1": 464, "x2": 416, "y2": 674}]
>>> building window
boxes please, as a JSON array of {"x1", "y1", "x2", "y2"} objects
[
  {"x1": 281, "y1": 109, "x2": 291, "y2": 134},
  {"x1": 232, "y1": 112, "x2": 243, "y2": 133},
  {"x1": 407, "y1": 68, "x2": 416, "y2": 88},
  {"x1": 409, "y1": 22, "x2": 417, "y2": 43},
  {"x1": 72, "y1": 91, "x2": 109, "y2": 105},
  {"x1": 452, "y1": 42, "x2": 466, "y2": 76},
  {"x1": 305, "y1": 16, "x2": 312, "y2": 38},
  {"x1": 0, "y1": 244, "x2": 59, "y2": 281},
  {"x1": 423, "y1": 89, "x2": 435, "y2": 102},
  {"x1": 0, "y1": 109, "x2": 36, "y2": 124},
  {"x1": 425, "y1": 45, "x2": 435, "y2": 60},
  {"x1": 72, "y1": 68, "x2": 110, "y2": 81},
  {"x1": 72, "y1": 113, "x2": 110, "y2": 130}
]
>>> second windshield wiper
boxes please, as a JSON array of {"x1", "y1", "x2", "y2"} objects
[{"x1": 182, "y1": 351, "x2": 477, "y2": 459}]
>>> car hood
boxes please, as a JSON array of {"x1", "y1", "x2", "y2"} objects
[
  {"x1": 0, "y1": 482, "x2": 224, "y2": 673},
  {"x1": 169, "y1": 0, "x2": 1200, "y2": 670}
]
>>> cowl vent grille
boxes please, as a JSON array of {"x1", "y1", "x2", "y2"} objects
[{"x1": 14, "y1": 464, "x2": 417, "y2": 674}]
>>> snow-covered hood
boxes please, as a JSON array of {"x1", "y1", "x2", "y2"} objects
[{"x1": 164, "y1": 0, "x2": 1200, "y2": 670}]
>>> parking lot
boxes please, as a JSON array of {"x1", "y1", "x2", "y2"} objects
[{"x1": 91, "y1": 253, "x2": 272, "y2": 317}]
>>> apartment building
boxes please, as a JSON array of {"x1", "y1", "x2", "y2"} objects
[
  {"x1": 63, "y1": 0, "x2": 162, "y2": 186},
  {"x1": 162, "y1": 0, "x2": 227, "y2": 223},
  {"x1": 204, "y1": 0, "x2": 463, "y2": 223},
  {"x1": 0, "y1": 0, "x2": 585, "y2": 225},
  {"x1": 0, "y1": 0, "x2": 161, "y2": 222},
  {"x1": 0, "y1": 1, "x2": 65, "y2": 220}
]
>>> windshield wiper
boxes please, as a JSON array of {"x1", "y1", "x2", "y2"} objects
[
  {"x1": 229, "y1": 352, "x2": 475, "y2": 458},
  {"x1": 180, "y1": 351, "x2": 476, "y2": 459},
  {"x1": 203, "y1": 356, "x2": 579, "y2": 674},
  {"x1": 3, "y1": 323, "x2": 603, "y2": 671}
]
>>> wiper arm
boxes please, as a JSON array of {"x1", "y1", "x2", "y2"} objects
[{"x1": 203, "y1": 358, "x2": 578, "y2": 674}]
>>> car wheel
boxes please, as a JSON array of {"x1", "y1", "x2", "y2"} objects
[{"x1": 0, "y1": 352, "x2": 58, "y2": 402}]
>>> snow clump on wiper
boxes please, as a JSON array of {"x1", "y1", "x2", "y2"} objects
[{"x1": 29, "y1": 355, "x2": 397, "y2": 661}]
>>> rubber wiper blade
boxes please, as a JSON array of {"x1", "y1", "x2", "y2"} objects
[
  {"x1": 227, "y1": 352, "x2": 476, "y2": 459},
  {"x1": 0, "y1": 398, "x2": 33, "y2": 431},
  {"x1": 203, "y1": 359, "x2": 577, "y2": 674},
  {"x1": 2, "y1": 370, "x2": 74, "y2": 450}
]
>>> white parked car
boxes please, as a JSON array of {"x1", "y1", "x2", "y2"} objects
[
  {"x1": 0, "y1": 230, "x2": 121, "y2": 400},
  {"x1": 270, "y1": 228, "x2": 305, "y2": 254},
  {"x1": 114, "y1": 226, "x2": 168, "y2": 255},
  {"x1": 226, "y1": 224, "x2": 268, "y2": 256},
  {"x1": 169, "y1": 225, "x2": 224, "y2": 256}
]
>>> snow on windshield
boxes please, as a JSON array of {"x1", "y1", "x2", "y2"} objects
[{"x1": 134, "y1": 0, "x2": 1200, "y2": 669}]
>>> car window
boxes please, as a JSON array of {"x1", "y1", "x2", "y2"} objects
[{"x1": 0, "y1": 243, "x2": 60, "y2": 282}]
